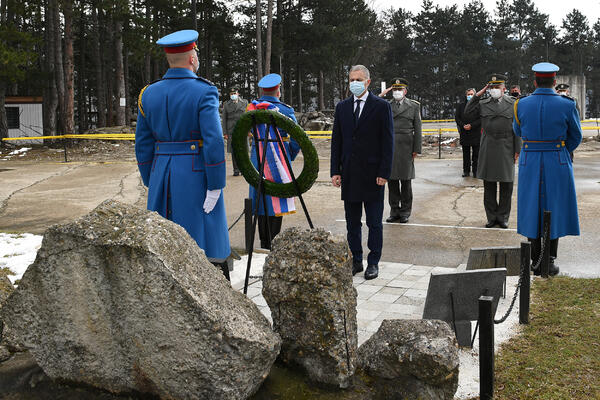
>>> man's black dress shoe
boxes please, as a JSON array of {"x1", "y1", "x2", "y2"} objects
[
  {"x1": 398, "y1": 216, "x2": 409, "y2": 223},
  {"x1": 364, "y1": 264, "x2": 379, "y2": 280},
  {"x1": 462, "y1": 172, "x2": 469, "y2": 177},
  {"x1": 386, "y1": 216, "x2": 401, "y2": 223},
  {"x1": 233, "y1": 171, "x2": 240, "y2": 176},
  {"x1": 485, "y1": 220, "x2": 496, "y2": 228},
  {"x1": 498, "y1": 221, "x2": 508, "y2": 229},
  {"x1": 352, "y1": 261, "x2": 364, "y2": 276}
]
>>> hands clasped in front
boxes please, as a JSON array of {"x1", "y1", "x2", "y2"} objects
[{"x1": 331, "y1": 175, "x2": 387, "y2": 187}]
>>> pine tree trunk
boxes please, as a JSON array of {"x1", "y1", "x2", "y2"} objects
[
  {"x1": 114, "y1": 19, "x2": 126, "y2": 126},
  {"x1": 92, "y1": 3, "x2": 106, "y2": 127},
  {"x1": 124, "y1": 50, "x2": 131, "y2": 125},
  {"x1": 52, "y1": 0, "x2": 65, "y2": 134},
  {"x1": 319, "y1": 70, "x2": 325, "y2": 110},
  {"x1": 77, "y1": 5, "x2": 87, "y2": 132},
  {"x1": 256, "y1": 0, "x2": 263, "y2": 81},
  {"x1": 297, "y1": 64, "x2": 302, "y2": 112},
  {"x1": 144, "y1": 0, "x2": 151, "y2": 83},
  {"x1": 44, "y1": 0, "x2": 59, "y2": 136},
  {"x1": 264, "y1": 0, "x2": 273, "y2": 75},
  {"x1": 0, "y1": 82, "x2": 7, "y2": 141},
  {"x1": 63, "y1": 0, "x2": 75, "y2": 135}
]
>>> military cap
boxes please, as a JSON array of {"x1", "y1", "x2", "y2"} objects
[
  {"x1": 258, "y1": 73, "x2": 282, "y2": 90},
  {"x1": 391, "y1": 78, "x2": 409, "y2": 89},
  {"x1": 532, "y1": 62, "x2": 559, "y2": 77},
  {"x1": 555, "y1": 83, "x2": 569, "y2": 91},
  {"x1": 229, "y1": 87, "x2": 239, "y2": 93},
  {"x1": 156, "y1": 30, "x2": 199, "y2": 53},
  {"x1": 488, "y1": 73, "x2": 508, "y2": 85}
]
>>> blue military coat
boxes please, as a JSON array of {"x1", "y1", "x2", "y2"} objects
[
  {"x1": 513, "y1": 87, "x2": 582, "y2": 239},
  {"x1": 135, "y1": 68, "x2": 230, "y2": 261},
  {"x1": 249, "y1": 95, "x2": 300, "y2": 216},
  {"x1": 330, "y1": 92, "x2": 394, "y2": 202}
]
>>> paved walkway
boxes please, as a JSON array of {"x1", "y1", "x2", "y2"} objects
[{"x1": 232, "y1": 258, "x2": 505, "y2": 346}]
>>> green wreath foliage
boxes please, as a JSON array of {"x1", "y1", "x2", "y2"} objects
[{"x1": 231, "y1": 109, "x2": 319, "y2": 198}]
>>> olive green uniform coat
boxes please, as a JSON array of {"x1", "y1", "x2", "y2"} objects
[
  {"x1": 389, "y1": 98, "x2": 422, "y2": 180},
  {"x1": 464, "y1": 94, "x2": 521, "y2": 182},
  {"x1": 221, "y1": 98, "x2": 248, "y2": 153}
]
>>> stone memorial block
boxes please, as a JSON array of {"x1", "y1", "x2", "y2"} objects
[
  {"x1": 1, "y1": 200, "x2": 281, "y2": 400},
  {"x1": 262, "y1": 227, "x2": 358, "y2": 388}
]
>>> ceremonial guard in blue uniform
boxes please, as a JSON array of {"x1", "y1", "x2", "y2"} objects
[
  {"x1": 513, "y1": 63, "x2": 582, "y2": 275},
  {"x1": 135, "y1": 30, "x2": 230, "y2": 277},
  {"x1": 249, "y1": 73, "x2": 300, "y2": 249}
]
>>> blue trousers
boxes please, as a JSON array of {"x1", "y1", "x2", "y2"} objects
[{"x1": 344, "y1": 200, "x2": 384, "y2": 266}]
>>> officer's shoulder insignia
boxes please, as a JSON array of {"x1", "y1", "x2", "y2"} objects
[
  {"x1": 563, "y1": 95, "x2": 575, "y2": 102},
  {"x1": 196, "y1": 76, "x2": 215, "y2": 86},
  {"x1": 513, "y1": 98, "x2": 521, "y2": 126},
  {"x1": 409, "y1": 98, "x2": 421, "y2": 105},
  {"x1": 137, "y1": 79, "x2": 160, "y2": 118},
  {"x1": 280, "y1": 101, "x2": 293, "y2": 109}
]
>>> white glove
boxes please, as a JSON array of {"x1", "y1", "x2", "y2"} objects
[{"x1": 203, "y1": 189, "x2": 221, "y2": 214}]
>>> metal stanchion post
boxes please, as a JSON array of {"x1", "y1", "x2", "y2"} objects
[
  {"x1": 519, "y1": 242, "x2": 531, "y2": 324},
  {"x1": 63, "y1": 139, "x2": 68, "y2": 163},
  {"x1": 244, "y1": 198, "x2": 253, "y2": 253},
  {"x1": 541, "y1": 210, "x2": 551, "y2": 278},
  {"x1": 479, "y1": 295, "x2": 494, "y2": 400},
  {"x1": 438, "y1": 129, "x2": 442, "y2": 159}
]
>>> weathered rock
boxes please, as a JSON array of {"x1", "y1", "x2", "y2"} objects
[
  {"x1": 357, "y1": 319, "x2": 459, "y2": 400},
  {"x1": 297, "y1": 111, "x2": 333, "y2": 131},
  {"x1": 0, "y1": 271, "x2": 14, "y2": 305},
  {"x1": 262, "y1": 227, "x2": 357, "y2": 388},
  {"x1": 1, "y1": 200, "x2": 281, "y2": 400}
]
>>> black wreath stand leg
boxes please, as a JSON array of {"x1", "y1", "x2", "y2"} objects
[{"x1": 243, "y1": 116, "x2": 314, "y2": 294}]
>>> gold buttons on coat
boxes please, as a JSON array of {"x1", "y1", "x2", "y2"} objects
[{"x1": 191, "y1": 144, "x2": 196, "y2": 150}]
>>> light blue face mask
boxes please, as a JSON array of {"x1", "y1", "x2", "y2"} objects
[
  {"x1": 230, "y1": 94, "x2": 238, "y2": 101},
  {"x1": 466, "y1": 95, "x2": 473, "y2": 101},
  {"x1": 349, "y1": 81, "x2": 366, "y2": 97}
]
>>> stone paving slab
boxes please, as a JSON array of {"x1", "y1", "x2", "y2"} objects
[{"x1": 239, "y1": 261, "x2": 457, "y2": 346}]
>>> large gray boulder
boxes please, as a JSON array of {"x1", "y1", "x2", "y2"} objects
[
  {"x1": 357, "y1": 319, "x2": 459, "y2": 400},
  {"x1": 262, "y1": 227, "x2": 357, "y2": 388},
  {"x1": 1, "y1": 200, "x2": 281, "y2": 400}
]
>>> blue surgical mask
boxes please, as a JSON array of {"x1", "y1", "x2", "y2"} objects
[
  {"x1": 466, "y1": 95, "x2": 473, "y2": 101},
  {"x1": 230, "y1": 94, "x2": 238, "y2": 101},
  {"x1": 349, "y1": 81, "x2": 366, "y2": 97}
]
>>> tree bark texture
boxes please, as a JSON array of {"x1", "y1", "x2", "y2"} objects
[
  {"x1": 264, "y1": 0, "x2": 273, "y2": 75},
  {"x1": 256, "y1": 0, "x2": 263, "y2": 81},
  {"x1": 62, "y1": 0, "x2": 75, "y2": 134}
]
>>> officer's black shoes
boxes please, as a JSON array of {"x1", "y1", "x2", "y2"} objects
[
  {"x1": 398, "y1": 216, "x2": 409, "y2": 223},
  {"x1": 462, "y1": 172, "x2": 469, "y2": 177},
  {"x1": 485, "y1": 220, "x2": 496, "y2": 228},
  {"x1": 233, "y1": 171, "x2": 240, "y2": 176},
  {"x1": 352, "y1": 261, "x2": 364, "y2": 276},
  {"x1": 532, "y1": 258, "x2": 560, "y2": 277},
  {"x1": 386, "y1": 216, "x2": 401, "y2": 223},
  {"x1": 365, "y1": 264, "x2": 379, "y2": 280},
  {"x1": 498, "y1": 221, "x2": 508, "y2": 229}
]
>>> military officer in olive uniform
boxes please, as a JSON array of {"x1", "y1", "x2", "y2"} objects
[
  {"x1": 555, "y1": 83, "x2": 581, "y2": 118},
  {"x1": 380, "y1": 78, "x2": 422, "y2": 223},
  {"x1": 221, "y1": 87, "x2": 248, "y2": 176},
  {"x1": 464, "y1": 74, "x2": 521, "y2": 229}
]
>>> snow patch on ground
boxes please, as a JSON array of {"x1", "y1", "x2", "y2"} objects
[
  {"x1": 8, "y1": 147, "x2": 31, "y2": 156},
  {"x1": 0, "y1": 233, "x2": 43, "y2": 284}
]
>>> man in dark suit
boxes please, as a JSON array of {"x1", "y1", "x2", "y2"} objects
[
  {"x1": 455, "y1": 88, "x2": 481, "y2": 177},
  {"x1": 331, "y1": 65, "x2": 394, "y2": 280}
]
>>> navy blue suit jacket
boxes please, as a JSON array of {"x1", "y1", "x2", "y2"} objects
[{"x1": 330, "y1": 92, "x2": 394, "y2": 202}]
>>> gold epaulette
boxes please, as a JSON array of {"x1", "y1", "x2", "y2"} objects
[
  {"x1": 138, "y1": 84, "x2": 150, "y2": 118},
  {"x1": 513, "y1": 98, "x2": 521, "y2": 126}
]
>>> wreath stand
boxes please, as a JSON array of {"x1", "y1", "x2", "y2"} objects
[{"x1": 242, "y1": 113, "x2": 314, "y2": 295}]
